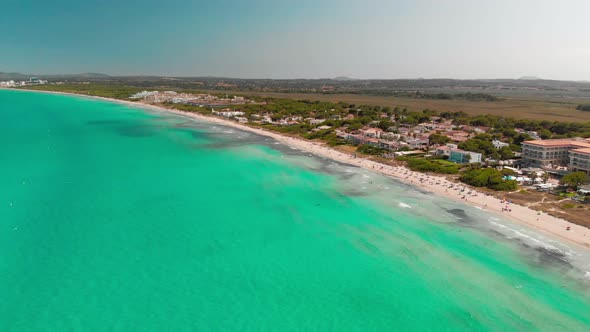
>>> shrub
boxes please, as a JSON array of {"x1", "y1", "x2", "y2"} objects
[
  {"x1": 356, "y1": 144, "x2": 386, "y2": 155},
  {"x1": 460, "y1": 168, "x2": 518, "y2": 191},
  {"x1": 404, "y1": 157, "x2": 460, "y2": 174}
]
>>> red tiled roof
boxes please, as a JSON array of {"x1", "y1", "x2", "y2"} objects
[{"x1": 524, "y1": 139, "x2": 590, "y2": 148}]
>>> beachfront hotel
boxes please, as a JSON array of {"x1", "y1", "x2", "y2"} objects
[
  {"x1": 570, "y1": 148, "x2": 590, "y2": 175},
  {"x1": 522, "y1": 138, "x2": 590, "y2": 173}
]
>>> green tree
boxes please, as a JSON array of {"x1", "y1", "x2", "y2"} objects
[
  {"x1": 497, "y1": 146, "x2": 513, "y2": 160},
  {"x1": 377, "y1": 119, "x2": 395, "y2": 131},
  {"x1": 348, "y1": 122, "x2": 363, "y2": 131},
  {"x1": 458, "y1": 138, "x2": 495, "y2": 158},
  {"x1": 460, "y1": 168, "x2": 518, "y2": 191},
  {"x1": 559, "y1": 172, "x2": 590, "y2": 189},
  {"x1": 538, "y1": 128, "x2": 552, "y2": 139},
  {"x1": 513, "y1": 133, "x2": 533, "y2": 145},
  {"x1": 356, "y1": 144, "x2": 386, "y2": 155}
]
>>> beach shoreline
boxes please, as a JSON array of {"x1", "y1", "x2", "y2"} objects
[{"x1": 8, "y1": 88, "x2": 590, "y2": 249}]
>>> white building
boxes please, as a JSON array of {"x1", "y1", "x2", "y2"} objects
[
  {"x1": 129, "y1": 91, "x2": 158, "y2": 99},
  {"x1": 0, "y1": 80, "x2": 16, "y2": 87},
  {"x1": 309, "y1": 119, "x2": 326, "y2": 125},
  {"x1": 569, "y1": 148, "x2": 590, "y2": 175},
  {"x1": 212, "y1": 110, "x2": 245, "y2": 118},
  {"x1": 449, "y1": 149, "x2": 482, "y2": 163},
  {"x1": 492, "y1": 139, "x2": 509, "y2": 149},
  {"x1": 522, "y1": 138, "x2": 590, "y2": 168}
]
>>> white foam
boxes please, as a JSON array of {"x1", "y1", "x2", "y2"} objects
[
  {"x1": 398, "y1": 202, "x2": 412, "y2": 209},
  {"x1": 488, "y1": 219, "x2": 568, "y2": 256}
]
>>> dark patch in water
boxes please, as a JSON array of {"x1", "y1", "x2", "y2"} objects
[
  {"x1": 447, "y1": 208, "x2": 467, "y2": 217},
  {"x1": 336, "y1": 172, "x2": 357, "y2": 181},
  {"x1": 339, "y1": 189, "x2": 369, "y2": 197},
  {"x1": 446, "y1": 208, "x2": 475, "y2": 224},
  {"x1": 486, "y1": 229, "x2": 507, "y2": 239},
  {"x1": 410, "y1": 185, "x2": 432, "y2": 196},
  {"x1": 189, "y1": 131, "x2": 215, "y2": 140},
  {"x1": 483, "y1": 227, "x2": 574, "y2": 271},
  {"x1": 535, "y1": 247, "x2": 573, "y2": 270}
]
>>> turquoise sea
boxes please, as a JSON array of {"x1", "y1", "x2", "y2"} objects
[{"x1": 1, "y1": 89, "x2": 590, "y2": 331}]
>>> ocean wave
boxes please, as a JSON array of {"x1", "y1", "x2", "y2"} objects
[
  {"x1": 398, "y1": 202, "x2": 412, "y2": 209},
  {"x1": 488, "y1": 219, "x2": 571, "y2": 257}
]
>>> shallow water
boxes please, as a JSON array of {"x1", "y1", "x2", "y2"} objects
[{"x1": 1, "y1": 90, "x2": 590, "y2": 331}]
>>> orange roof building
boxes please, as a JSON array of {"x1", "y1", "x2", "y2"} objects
[
  {"x1": 570, "y1": 148, "x2": 590, "y2": 174},
  {"x1": 522, "y1": 138, "x2": 590, "y2": 169}
]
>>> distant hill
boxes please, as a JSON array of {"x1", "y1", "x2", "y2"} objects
[
  {"x1": 332, "y1": 76, "x2": 358, "y2": 81},
  {"x1": 518, "y1": 76, "x2": 542, "y2": 80},
  {"x1": 0, "y1": 72, "x2": 29, "y2": 80},
  {"x1": 75, "y1": 73, "x2": 111, "y2": 78},
  {"x1": 0, "y1": 72, "x2": 111, "y2": 80}
]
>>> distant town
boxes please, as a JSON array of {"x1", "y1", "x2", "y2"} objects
[
  {"x1": 129, "y1": 90, "x2": 257, "y2": 107},
  {"x1": 0, "y1": 77, "x2": 48, "y2": 88}
]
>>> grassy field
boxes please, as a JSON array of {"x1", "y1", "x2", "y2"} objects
[{"x1": 204, "y1": 90, "x2": 590, "y2": 123}]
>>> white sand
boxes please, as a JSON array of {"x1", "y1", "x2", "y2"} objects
[{"x1": 12, "y1": 89, "x2": 590, "y2": 249}]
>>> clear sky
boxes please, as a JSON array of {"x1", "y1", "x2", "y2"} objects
[{"x1": 1, "y1": 0, "x2": 589, "y2": 80}]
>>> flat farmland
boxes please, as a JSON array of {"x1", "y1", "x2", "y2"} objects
[{"x1": 206, "y1": 90, "x2": 590, "y2": 123}]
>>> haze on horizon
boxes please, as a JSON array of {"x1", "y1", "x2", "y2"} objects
[{"x1": 1, "y1": 0, "x2": 589, "y2": 81}]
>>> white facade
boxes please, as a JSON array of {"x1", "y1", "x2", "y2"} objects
[
  {"x1": 569, "y1": 149, "x2": 590, "y2": 174},
  {"x1": 492, "y1": 139, "x2": 509, "y2": 149}
]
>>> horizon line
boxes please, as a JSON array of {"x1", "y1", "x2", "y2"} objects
[{"x1": 2, "y1": 71, "x2": 589, "y2": 83}]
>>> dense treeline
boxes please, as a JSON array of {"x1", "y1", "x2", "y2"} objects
[
  {"x1": 356, "y1": 144, "x2": 387, "y2": 155},
  {"x1": 460, "y1": 168, "x2": 518, "y2": 191},
  {"x1": 577, "y1": 104, "x2": 590, "y2": 112},
  {"x1": 399, "y1": 157, "x2": 461, "y2": 174},
  {"x1": 357, "y1": 90, "x2": 499, "y2": 101},
  {"x1": 438, "y1": 112, "x2": 590, "y2": 138}
]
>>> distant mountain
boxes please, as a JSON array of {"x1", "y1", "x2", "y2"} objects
[
  {"x1": 0, "y1": 72, "x2": 29, "y2": 80},
  {"x1": 0, "y1": 72, "x2": 111, "y2": 80},
  {"x1": 332, "y1": 76, "x2": 358, "y2": 81},
  {"x1": 518, "y1": 76, "x2": 542, "y2": 80}
]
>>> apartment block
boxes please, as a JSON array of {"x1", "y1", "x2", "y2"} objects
[
  {"x1": 522, "y1": 138, "x2": 590, "y2": 172},
  {"x1": 569, "y1": 148, "x2": 590, "y2": 174}
]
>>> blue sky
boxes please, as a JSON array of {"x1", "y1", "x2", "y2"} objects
[{"x1": 1, "y1": 0, "x2": 589, "y2": 80}]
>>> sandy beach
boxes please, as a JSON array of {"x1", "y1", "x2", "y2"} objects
[{"x1": 10, "y1": 88, "x2": 590, "y2": 249}]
